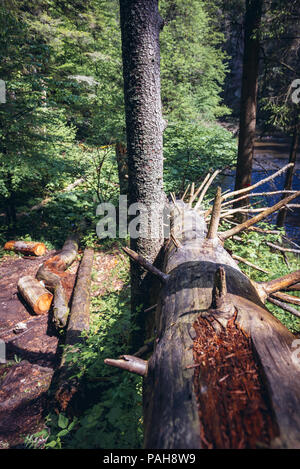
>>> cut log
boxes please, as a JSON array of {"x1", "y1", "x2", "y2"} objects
[
  {"x1": 65, "y1": 248, "x2": 94, "y2": 345},
  {"x1": 4, "y1": 241, "x2": 46, "y2": 256},
  {"x1": 36, "y1": 235, "x2": 79, "y2": 327},
  {"x1": 17, "y1": 276, "x2": 53, "y2": 315},
  {"x1": 55, "y1": 248, "x2": 94, "y2": 411},
  {"x1": 141, "y1": 202, "x2": 300, "y2": 449}
]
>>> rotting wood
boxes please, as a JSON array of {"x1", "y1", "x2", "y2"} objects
[
  {"x1": 36, "y1": 235, "x2": 79, "y2": 327},
  {"x1": 4, "y1": 241, "x2": 46, "y2": 256},
  {"x1": 17, "y1": 275, "x2": 53, "y2": 315}
]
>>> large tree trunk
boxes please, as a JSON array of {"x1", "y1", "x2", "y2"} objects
[
  {"x1": 119, "y1": 0, "x2": 166, "y2": 345},
  {"x1": 142, "y1": 202, "x2": 300, "y2": 449},
  {"x1": 234, "y1": 0, "x2": 263, "y2": 210},
  {"x1": 106, "y1": 173, "x2": 300, "y2": 448}
]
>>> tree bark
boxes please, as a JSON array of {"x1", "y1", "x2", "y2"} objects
[
  {"x1": 55, "y1": 248, "x2": 94, "y2": 412},
  {"x1": 143, "y1": 202, "x2": 300, "y2": 449},
  {"x1": 234, "y1": 0, "x2": 263, "y2": 211},
  {"x1": 115, "y1": 142, "x2": 129, "y2": 195},
  {"x1": 119, "y1": 0, "x2": 166, "y2": 346}
]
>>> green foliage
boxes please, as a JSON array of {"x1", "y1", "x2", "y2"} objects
[
  {"x1": 160, "y1": 0, "x2": 230, "y2": 122},
  {"x1": 62, "y1": 252, "x2": 143, "y2": 449},
  {"x1": 163, "y1": 121, "x2": 237, "y2": 194},
  {"x1": 224, "y1": 222, "x2": 300, "y2": 333},
  {"x1": 32, "y1": 248, "x2": 143, "y2": 449},
  {"x1": 258, "y1": 0, "x2": 300, "y2": 133}
]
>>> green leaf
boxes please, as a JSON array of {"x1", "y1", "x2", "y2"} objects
[{"x1": 58, "y1": 413, "x2": 69, "y2": 429}]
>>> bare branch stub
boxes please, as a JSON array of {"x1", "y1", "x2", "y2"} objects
[
  {"x1": 122, "y1": 246, "x2": 170, "y2": 283},
  {"x1": 104, "y1": 355, "x2": 148, "y2": 376},
  {"x1": 207, "y1": 187, "x2": 222, "y2": 239}
]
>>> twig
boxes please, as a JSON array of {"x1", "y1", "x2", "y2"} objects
[
  {"x1": 222, "y1": 163, "x2": 293, "y2": 201},
  {"x1": 219, "y1": 191, "x2": 300, "y2": 241},
  {"x1": 261, "y1": 270, "x2": 300, "y2": 295},
  {"x1": 189, "y1": 173, "x2": 211, "y2": 206},
  {"x1": 267, "y1": 296, "x2": 300, "y2": 319},
  {"x1": 180, "y1": 184, "x2": 191, "y2": 202},
  {"x1": 221, "y1": 190, "x2": 297, "y2": 208},
  {"x1": 266, "y1": 242, "x2": 300, "y2": 255},
  {"x1": 194, "y1": 170, "x2": 220, "y2": 210},
  {"x1": 232, "y1": 254, "x2": 269, "y2": 274},
  {"x1": 271, "y1": 292, "x2": 300, "y2": 307}
]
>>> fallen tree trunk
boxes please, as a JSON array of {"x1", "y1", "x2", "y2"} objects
[
  {"x1": 55, "y1": 248, "x2": 94, "y2": 411},
  {"x1": 36, "y1": 235, "x2": 79, "y2": 327},
  {"x1": 65, "y1": 247, "x2": 94, "y2": 345},
  {"x1": 4, "y1": 241, "x2": 46, "y2": 256},
  {"x1": 105, "y1": 179, "x2": 300, "y2": 449},
  {"x1": 143, "y1": 202, "x2": 300, "y2": 448},
  {"x1": 17, "y1": 276, "x2": 53, "y2": 315}
]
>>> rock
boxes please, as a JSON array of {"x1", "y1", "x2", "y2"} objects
[{"x1": 13, "y1": 322, "x2": 27, "y2": 334}]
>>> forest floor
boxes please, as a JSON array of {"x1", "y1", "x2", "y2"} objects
[
  {"x1": 0, "y1": 250, "x2": 80, "y2": 448},
  {"x1": 0, "y1": 243, "x2": 130, "y2": 449}
]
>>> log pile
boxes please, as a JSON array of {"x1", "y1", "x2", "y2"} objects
[
  {"x1": 36, "y1": 235, "x2": 79, "y2": 327},
  {"x1": 105, "y1": 165, "x2": 300, "y2": 449},
  {"x1": 6, "y1": 233, "x2": 94, "y2": 412}
]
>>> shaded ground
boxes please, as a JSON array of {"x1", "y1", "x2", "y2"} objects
[{"x1": 0, "y1": 251, "x2": 79, "y2": 448}]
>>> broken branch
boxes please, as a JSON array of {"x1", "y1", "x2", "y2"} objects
[
  {"x1": 222, "y1": 163, "x2": 293, "y2": 201},
  {"x1": 219, "y1": 191, "x2": 300, "y2": 241},
  {"x1": 104, "y1": 355, "x2": 148, "y2": 377},
  {"x1": 122, "y1": 246, "x2": 169, "y2": 283},
  {"x1": 206, "y1": 187, "x2": 222, "y2": 240},
  {"x1": 267, "y1": 296, "x2": 300, "y2": 319}
]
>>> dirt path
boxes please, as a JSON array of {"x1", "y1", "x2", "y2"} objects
[{"x1": 0, "y1": 251, "x2": 79, "y2": 448}]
